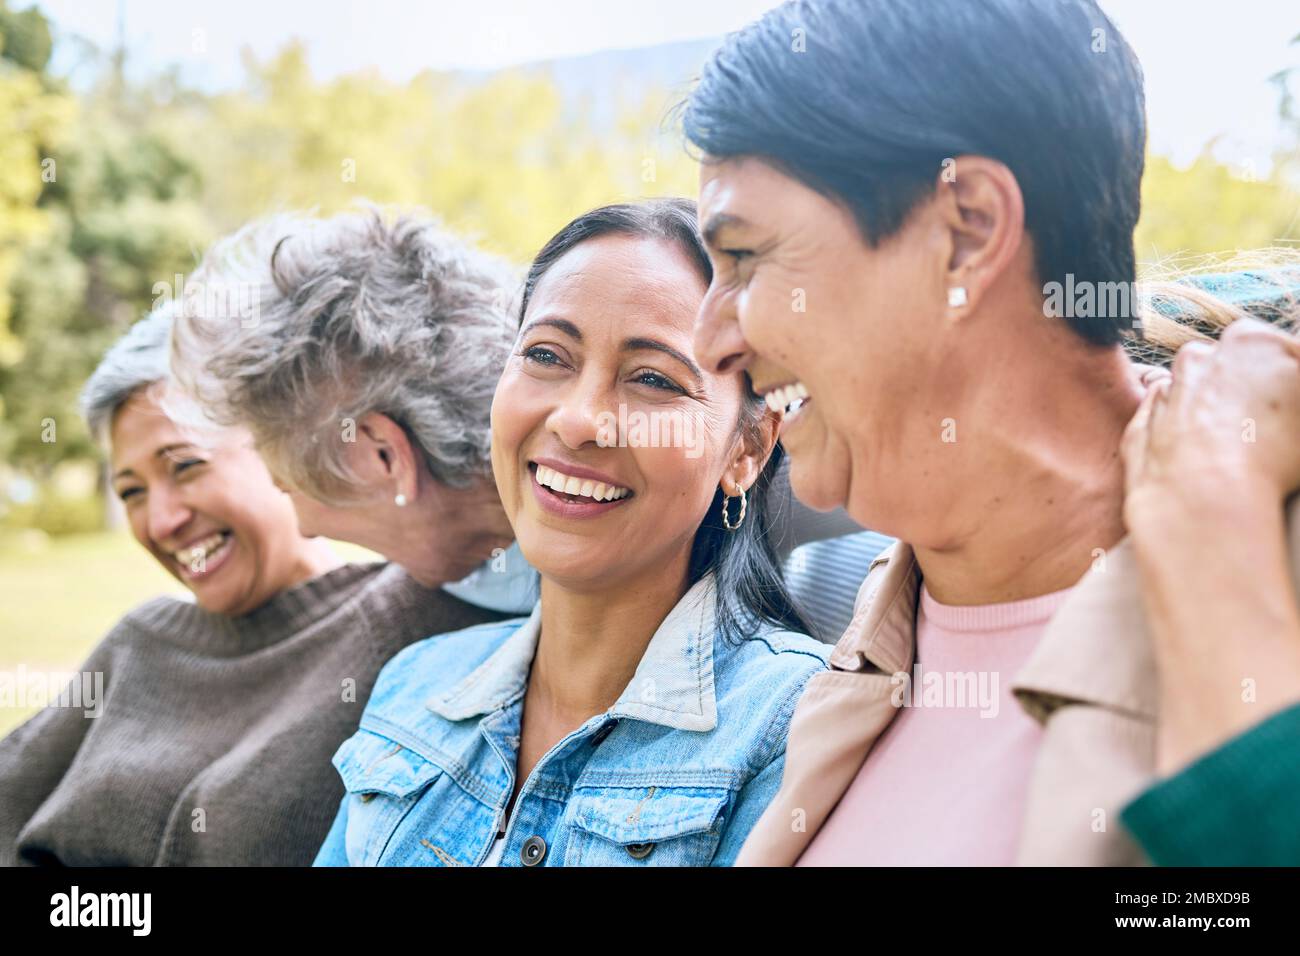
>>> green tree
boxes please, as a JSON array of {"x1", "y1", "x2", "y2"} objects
[{"x1": 0, "y1": 15, "x2": 211, "y2": 477}]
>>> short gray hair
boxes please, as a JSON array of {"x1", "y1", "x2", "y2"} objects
[
  {"x1": 170, "y1": 206, "x2": 520, "y2": 501},
  {"x1": 81, "y1": 302, "x2": 176, "y2": 442}
]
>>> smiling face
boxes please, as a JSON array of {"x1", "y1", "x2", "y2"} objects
[
  {"x1": 491, "y1": 233, "x2": 770, "y2": 593},
  {"x1": 694, "y1": 157, "x2": 960, "y2": 533},
  {"x1": 110, "y1": 387, "x2": 322, "y2": 615}
]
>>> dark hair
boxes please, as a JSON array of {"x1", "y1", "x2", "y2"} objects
[
  {"x1": 680, "y1": 0, "x2": 1148, "y2": 346},
  {"x1": 521, "y1": 198, "x2": 814, "y2": 644}
]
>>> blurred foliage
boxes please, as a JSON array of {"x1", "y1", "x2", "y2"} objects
[
  {"x1": 0, "y1": 0, "x2": 72, "y2": 368},
  {"x1": 192, "y1": 42, "x2": 696, "y2": 261},
  {"x1": 0, "y1": 2, "x2": 1298, "y2": 535},
  {"x1": 1135, "y1": 152, "x2": 1299, "y2": 268}
]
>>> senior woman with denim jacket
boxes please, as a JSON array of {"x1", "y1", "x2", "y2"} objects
[
  {"x1": 167, "y1": 204, "x2": 877, "y2": 626},
  {"x1": 313, "y1": 199, "x2": 829, "y2": 867}
]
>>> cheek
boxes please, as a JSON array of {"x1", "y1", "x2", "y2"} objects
[
  {"x1": 127, "y1": 507, "x2": 175, "y2": 572},
  {"x1": 635, "y1": 411, "x2": 731, "y2": 521},
  {"x1": 490, "y1": 371, "x2": 546, "y2": 489},
  {"x1": 126, "y1": 508, "x2": 151, "y2": 549},
  {"x1": 737, "y1": 275, "x2": 802, "y2": 362},
  {"x1": 196, "y1": 467, "x2": 282, "y2": 556},
  {"x1": 639, "y1": 448, "x2": 714, "y2": 534}
]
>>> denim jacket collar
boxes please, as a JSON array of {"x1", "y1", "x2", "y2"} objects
[{"x1": 425, "y1": 574, "x2": 720, "y2": 733}]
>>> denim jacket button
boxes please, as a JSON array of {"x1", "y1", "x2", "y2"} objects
[
  {"x1": 521, "y1": 835, "x2": 547, "y2": 866},
  {"x1": 591, "y1": 719, "x2": 618, "y2": 746},
  {"x1": 626, "y1": 842, "x2": 655, "y2": 860}
]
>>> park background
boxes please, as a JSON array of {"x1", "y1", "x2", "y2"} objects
[{"x1": 1, "y1": 0, "x2": 1298, "y2": 734}]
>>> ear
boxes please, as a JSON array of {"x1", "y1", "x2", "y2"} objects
[
  {"x1": 352, "y1": 412, "x2": 421, "y2": 504},
  {"x1": 933, "y1": 156, "x2": 1026, "y2": 316},
  {"x1": 721, "y1": 408, "x2": 780, "y2": 496}
]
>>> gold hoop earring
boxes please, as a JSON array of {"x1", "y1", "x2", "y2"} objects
[{"x1": 720, "y1": 485, "x2": 747, "y2": 531}]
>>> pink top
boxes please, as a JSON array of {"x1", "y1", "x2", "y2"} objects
[{"x1": 795, "y1": 582, "x2": 1074, "y2": 866}]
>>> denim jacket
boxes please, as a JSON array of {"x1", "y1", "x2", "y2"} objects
[{"x1": 314, "y1": 573, "x2": 828, "y2": 866}]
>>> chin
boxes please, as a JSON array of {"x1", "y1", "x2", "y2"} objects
[
  {"x1": 189, "y1": 562, "x2": 260, "y2": 615},
  {"x1": 788, "y1": 456, "x2": 849, "y2": 513},
  {"x1": 517, "y1": 533, "x2": 602, "y2": 590}
]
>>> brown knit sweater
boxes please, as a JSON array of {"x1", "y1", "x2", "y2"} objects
[{"x1": 0, "y1": 561, "x2": 510, "y2": 866}]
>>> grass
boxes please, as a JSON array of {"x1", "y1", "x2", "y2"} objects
[
  {"x1": 0, "y1": 531, "x2": 183, "y2": 735},
  {"x1": 0, "y1": 530, "x2": 377, "y2": 736}
]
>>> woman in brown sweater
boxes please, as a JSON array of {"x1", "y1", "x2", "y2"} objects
[{"x1": 0, "y1": 303, "x2": 508, "y2": 866}]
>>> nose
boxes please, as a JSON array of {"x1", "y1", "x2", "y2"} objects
[
  {"x1": 147, "y1": 484, "x2": 193, "y2": 546},
  {"x1": 546, "y1": 374, "x2": 610, "y2": 451},
  {"x1": 694, "y1": 281, "x2": 753, "y2": 376}
]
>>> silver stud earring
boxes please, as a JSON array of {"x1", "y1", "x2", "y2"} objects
[
  {"x1": 394, "y1": 493, "x2": 407, "y2": 508},
  {"x1": 947, "y1": 286, "x2": 968, "y2": 308}
]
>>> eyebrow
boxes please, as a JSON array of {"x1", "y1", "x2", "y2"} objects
[
  {"x1": 520, "y1": 318, "x2": 703, "y2": 382},
  {"x1": 623, "y1": 338, "x2": 703, "y2": 382},
  {"x1": 112, "y1": 443, "x2": 195, "y2": 481},
  {"x1": 520, "y1": 317, "x2": 581, "y2": 340},
  {"x1": 701, "y1": 212, "x2": 750, "y2": 248}
]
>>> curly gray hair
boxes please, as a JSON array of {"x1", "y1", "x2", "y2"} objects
[{"x1": 169, "y1": 206, "x2": 520, "y2": 502}]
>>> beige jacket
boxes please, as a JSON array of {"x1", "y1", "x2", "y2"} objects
[{"x1": 736, "y1": 537, "x2": 1161, "y2": 866}]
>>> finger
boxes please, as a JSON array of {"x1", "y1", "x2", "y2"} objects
[
  {"x1": 1121, "y1": 378, "x2": 1168, "y2": 483},
  {"x1": 1171, "y1": 339, "x2": 1214, "y2": 378},
  {"x1": 1219, "y1": 315, "x2": 1277, "y2": 344},
  {"x1": 1169, "y1": 339, "x2": 1214, "y2": 403},
  {"x1": 1219, "y1": 316, "x2": 1300, "y2": 360},
  {"x1": 1139, "y1": 364, "x2": 1172, "y2": 391}
]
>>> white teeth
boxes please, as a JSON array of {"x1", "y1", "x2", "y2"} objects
[
  {"x1": 174, "y1": 532, "x2": 226, "y2": 565},
  {"x1": 764, "y1": 381, "x2": 809, "y2": 415},
  {"x1": 532, "y1": 464, "x2": 630, "y2": 502}
]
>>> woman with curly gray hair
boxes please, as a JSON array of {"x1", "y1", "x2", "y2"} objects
[{"x1": 170, "y1": 206, "x2": 523, "y2": 592}]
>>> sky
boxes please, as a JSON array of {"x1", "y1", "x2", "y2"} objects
[{"x1": 34, "y1": 0, "x2": 1300, "y2": 170}]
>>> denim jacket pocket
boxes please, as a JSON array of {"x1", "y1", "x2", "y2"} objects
[
  {"x1": 334, "y1": 728, "x2": 445, "y2": 865},
  {"x1": 565, "y1": 784, "x2": 732, "y2": 866}
]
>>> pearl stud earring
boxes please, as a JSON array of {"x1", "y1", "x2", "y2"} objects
[
  {"x1": 947, "y1": 286, "x2": 968, "y2": 308},
  {"x1": 394, "y1": 493, "x2": 407, "y2": 508}
]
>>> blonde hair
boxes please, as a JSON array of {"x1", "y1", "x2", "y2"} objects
[{"x1": 1126, "y1": 248, "x2": 1300, "y2": 366}]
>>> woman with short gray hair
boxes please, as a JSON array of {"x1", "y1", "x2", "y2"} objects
[
  {"x1": 0, "y1": 303, "x2": 509, "y2": 865},
  {"x1": 170, "y1": 206, "x2": 525, "y2": 595}
]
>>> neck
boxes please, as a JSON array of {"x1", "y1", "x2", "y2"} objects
[
  {"x1": 914, "y1": 325, "x2": 1141, "y2": 606},
  {"x1": 287, "y1": 537, "x2": 345, "y2": 587},
  {"x1": 530, "y1": 555, "x2": 692, "y2": 725},
  {"x1": 387, "y1": 472, "x2": 514, "y2": 588}
]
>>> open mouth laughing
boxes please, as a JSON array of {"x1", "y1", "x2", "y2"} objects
[
  {"x1": 757, "y1": 379, "x2": 812, "y2": 430},
  {"x1": 169, "y1": 530, "x2": 234, "y2": 580},
  {"x1": 528, "y1": 458, "x2": 634, "y2": 518}
]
